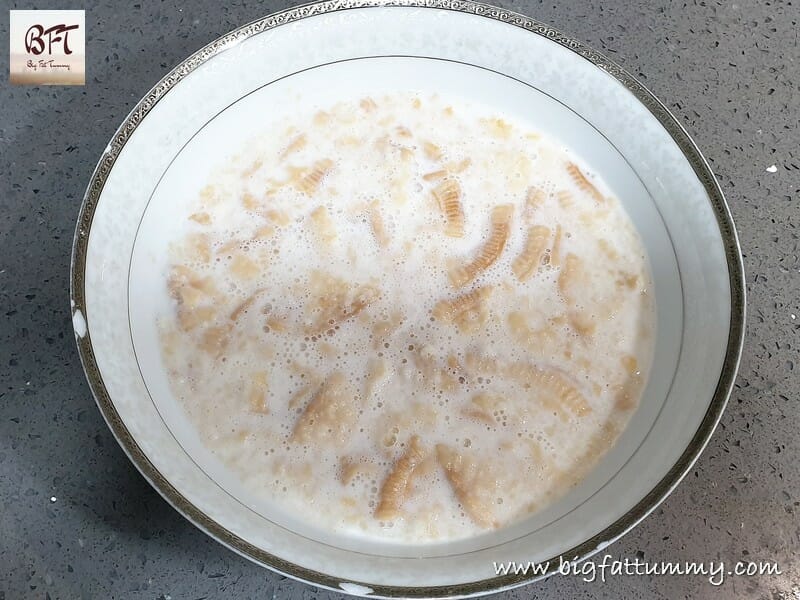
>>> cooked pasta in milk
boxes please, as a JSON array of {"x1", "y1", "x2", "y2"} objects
[{"x1": 159, "y1": 93, "x2": 655, "y2": 542}]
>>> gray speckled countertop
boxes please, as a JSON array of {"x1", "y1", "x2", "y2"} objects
[{"x1": 1, "y1": 1, "x2": 798, "y2": 598}]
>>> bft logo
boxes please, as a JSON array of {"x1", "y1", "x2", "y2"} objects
[
  {"x1": 10, "y1": 10, "x2": 85, "y2": 85},
  {"x1": 25, "y1": 23, "x2": 80, "y2": 56}
]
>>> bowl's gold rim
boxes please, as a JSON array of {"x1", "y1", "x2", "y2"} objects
[{"x1": 69, "y1": 1, "x2": 746, "y2": 597}]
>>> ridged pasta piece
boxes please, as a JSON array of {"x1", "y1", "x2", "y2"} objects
[
  {"x1": 265, "y1": 209, "x2": 292, "y2": 226},
  {"x1": 558, "y1": 253, "x2": 597, "y2": 336},
  {"x1": 375, "y1": 436, "x2": 426, "y2": 520},
  {"x1": 168, "y1": 266, "x2": 221, "y2": 331},
  {"x1": 252, "y1": 225, "x2": 275, "y2": 241},
  {"x1": 560, "y1": 421, "x2": 622, "y2": 487},
  {"x1": 524, "y1": 186, "x2": 546, "y2": 218},
  {"x1": 280, "y1": 134, "x2": 307, "y2": 160},
  {"x1": 216, "y1": 238, "x2": 245, "y2": 256},
  {"x1": 482, "y1": 117, "x2": 512, "y2": 139},
  {"x1": 450, "y1": 205, "x2": 514, "y2": 287},
  {"x1": 512, "y1": 225, "x2": 551, "y2": 281},
  {"x1": 339, "y1": 457, "x2": 378, "y2": 487},
  {"x1": 432, "y1": 178, "x2": 465, "y2": 238},
  {"x1": 505, "y1": 363, "x2": 591, "y2": 419},
  {"x1": 598, "y1": 238, "x2": 619, "y2": 261},
  {"x1": 568, "y1": 311, "x2": 596, "y2": 336},
  {"x1": 229, "y1": 288, "x2": 266, "y2": 322},
  {"x1": 364, "y1": 358, "x2": 392, "y2": 400},
  {"x1": 550, "y1": 224, "x2": 563, "y2": 267},
  {"x1": 241, "y1": 158, "x2": 263, "y2": 178},
  {"x1": 432, "y1": 286, "x2": 493, "y2": 333},
  {"x1": 615, "y1": 270, "x2": 640, "y2": 291},
  {"x1": 584, "y1": 421, "x2": 620, "y2": 460},
  {"x1": 566, "y1": 162, "x2": 605, "y2": 204},
  {"x1": 445, "y1": 157, "x2": 472, "y2": 173},
  {"x1": 436, "y1": 445, "x2": 498, "y2": 528},
  {"x1": 423, "y1": 141, "x2": 442, "y2": 161},
  {"x1": 199, "y1": 324, "x2": 231, "y2": 357},
  {"x1": 339, "y1": 458, "x2": 360, "y2": 486},
  {"x1": 379, "y1": 403, "x2": 437, "y2": 449},
  {"x1": 230, "y1": 254, "x2": 259, "y2": 280},
  {"x1": 395, "y1": 125, "x2": 412, "y2": 138},
  {"x1": 359, "y1": 97, "x2": 378, "y2": 112},
  {"x1": 410, "y1": 345, "x2": 437, "y2": 382},
  {"x1": 290, "y1": 373, "x2": 358, "y2": 446},
  {"x1": 313, "y1": 110, "x2": 330, "y2": 126},
  {"x1": 613, "y1": 355, "x2": 643, "y2": 411},
  {"x1": 305, "y1": 271, "x2": 381, "y2": 335},
  {"x1": 242, "y1": 192, "x2": 259, "y2": 211},
  {"x1": 189, "y1": 212, "x2": 211, "y2": 225},
  {"x1": 368, "y1": 201, "x2": 389, "y2": 247},
  {"x1": 558, "y1": 253, "x2": 584, "y2": 299},
  {"x1": 399, "y1": 146, "x2": 415, "y2": 162},
  {"x1": 294, "y1": 159, "x2": 334, "y2": 195},
  {"x1": 309, "y1": 206, "x2": 338, "y2": 246},
  {"x1": 265, "y1": 315, "x2": 287, "y2": 333},
  {"x1": 186, "y1": 233, "x2": 211, "y2": 263},
  {"x1": 463, "y1": 351, "x2": 500, "y2": 376},
  {"x1": 198, "y1": 184, "x2": 217, "y2": 204},
  {"x1": 287, "y1": 383, "x2": 315, "y2": 412},
  {"x1": 177, "y1": 306, "x2": 215, "y2": 331},
  {"x1": 168, "y1": 266, "x2": 216, "y2": 310},
  {"x1": 371, "y1": 311, "x2": 404, "y2": 348},
  {"x1": 556, "y1": 189, "x2": 574, "y2": 210},
  {"x1": 506, "y1": 311, "x2": 558, "y2": 350},
  {"x1": 247, "y1": 371, "x2": 269, "y2": 414},
  {"x1": 462, "y1": 393, "x2": 506, "y2": 425},
  {"x1": 422, "y1": 169, "x2": 447, "y2": 181},
  {"x1": 409, "y1": 346, "x2": 461, "y2": 393}
]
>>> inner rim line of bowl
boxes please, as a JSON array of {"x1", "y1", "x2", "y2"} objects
[{"x1": 125, "y1": 53, "x2": 684, "y2": 559}]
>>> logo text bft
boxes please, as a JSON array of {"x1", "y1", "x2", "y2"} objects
[{"x1": 25, "y1": 24, "x2": 80, "y2": 55}]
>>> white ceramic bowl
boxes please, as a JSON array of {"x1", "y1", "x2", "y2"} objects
[{"x1": 71, "y1": 1, "x2": 745, "y2": 597}]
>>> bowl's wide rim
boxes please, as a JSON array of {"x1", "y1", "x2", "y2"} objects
[{"x1": 69, "y1": 0, "x2": 746, "y2": 597}]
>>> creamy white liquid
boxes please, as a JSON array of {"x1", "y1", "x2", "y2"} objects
[{"x1": 159, "y1": 93, "x2": 655, "y2": 542}]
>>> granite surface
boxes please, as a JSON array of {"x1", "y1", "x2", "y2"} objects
[{"x1": 1, "y1": 0, "x2": 798, "y2": 598}]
